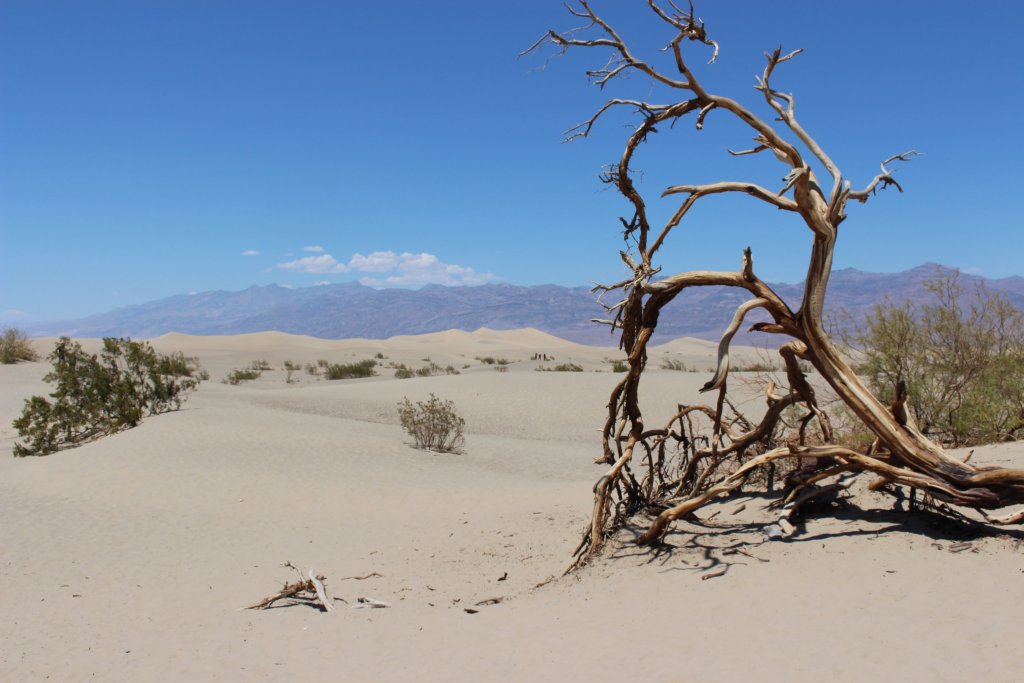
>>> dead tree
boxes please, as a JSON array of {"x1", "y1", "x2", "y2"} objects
[{"x1": 525, "y1": 1, "x2": 1024, "y2": 566}]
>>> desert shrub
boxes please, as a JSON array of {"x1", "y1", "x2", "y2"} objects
[
  {"x1": 0, "y1": 327, "x2": 38, "y2": 364},
  {"x1": 375, "y1": 352, "x2": 385, "y2": 359},
  {"x1": 660, "y1": 358, "x2": 695, "y2": 372},
  {"x1": 537, "y1": 363, "x2": 583, "y2": 372},
  {"x1": 397, "y1": 393, "x2": 465, "y2": 452},
  {"x1": 733, "y1": 362, "x2": 778, "y2": 372},
  {"x1": 394, "y1": 362, "x2": 461, "y2": 379},
  {"x1": 325, "y1": 359, "x2": 376, "y2": 380},
  {"x1": 476, "y1": 356, "x2": 496, "y2": 365},
  {"x1": 494, "y1": 364, "x2": 508, "y2": 372},
  {"x1": 610, "y1": 360, "x2": 628, "y2": 373},
  {"x1": 852, "y1": 271, "x2": 1024, "y2": 446},
  {"x1": 305, "y1": 362, "x2": 319, "y2": 376},
  {"x1": 283, "y1": 360, "x2": 299, "y2": 383},
  {"x1": 224, "y1": 361, "x2": 265, "y2": 385},
  {"x1": 393, "y1": 364, "x2": 415, "y2": 379},
  {"x1": 12, "y1": 337, "x2": 202, "y2": 456}
]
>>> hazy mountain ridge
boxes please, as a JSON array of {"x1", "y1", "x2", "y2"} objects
[{"x1": 19, "y1": 264, "x2": 1024, "y2": 346}]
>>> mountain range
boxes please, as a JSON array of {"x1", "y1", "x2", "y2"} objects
[{"x1": 18, "y1": 264, "x2": 1024, "y2": 346}]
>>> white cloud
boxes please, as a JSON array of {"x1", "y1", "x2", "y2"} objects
[
  {"x1": 277, "y1": 254, "x2": 349, "y2": 274},
  {"x1": 2, "y1": 308, "x2": 29, "y2": 320},
  {"x1": 242, "y1": 249, "x2": 260, "y2": 256},
  {"x1": 313, "y1": 280, "x2": 331, "y2": 286},
  {"x1": 303, "y1": 245, "x2": 325, "y2": 252},
  {"x1": 964, "y1": 266, "x2": 984, "y2": 275},
  {"x1": 275, "y1": 249, "x2": 496, "y2": 287},
  {"x1": 348, "y1": 251, "x2": 400, "y2": 272},
  {"x1": 359, "y1": 252, "x2": 497, "y2": 288}
]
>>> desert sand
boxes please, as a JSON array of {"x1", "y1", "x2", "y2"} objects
[{"x1": 1, "y1": 329, "x2": 1021, "y2": 682}]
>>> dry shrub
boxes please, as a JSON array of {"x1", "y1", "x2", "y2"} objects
[
  {"x1": 397, "y1": 393, "x2": 465, "y2": 453},
  {"x1": 0, "y1": 328, "x2": 37, "y2": 364}
]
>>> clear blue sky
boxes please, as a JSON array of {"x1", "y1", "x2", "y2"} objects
[{"x1": 2, "y1": 0, "x2": 1022, "y2": 322}]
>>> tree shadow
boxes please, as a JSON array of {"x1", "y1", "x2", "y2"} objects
[{"x1": 598, "y1": 496, "x2": 1024, "y2": 571}]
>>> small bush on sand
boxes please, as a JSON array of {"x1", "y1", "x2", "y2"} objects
[
  {"x1": 610, "y1": 360, "x2": 628, "y2": 373},
  {"x1": 0, "y1": 328, "x2": 37, "y2": 364},
  {"x1": 659, "y1": 358, "x2": 695, "y2": 372},
  {"x1": 325, "y1": 359, "x2": 376, "y2": 380},
  {"x1": 224, "y1": 361, "x2": 265, "y2": 385},
  {"x1": 393, "y1": 362, "x2": 460, "y2": 379},
  {"x1": 12, "y1": 337, "x2": 202, "y2": 456},
  {"x1": 537, "y1": 363, "x2": 583, "y2": 372},
  {"x1": 397, "y1": 393, "x2": 465, "y2": 453},
  {"x1": 283, "y1": 360, "x2": 299, "y2": 383}
]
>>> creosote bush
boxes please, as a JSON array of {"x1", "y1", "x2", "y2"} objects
[
  {"x1": 393, "y1": 362, "x2": 459, "y2": 379},
  {"x1": 853, "y1": 271, "x2": 1024, "y2": 446},
  {"x1": 397, "y1": 393, "x2": 465, "y2": 453},
  {"x1": 659, "y1": 358, "x2": 696, "y2": 372},
  {"x1": 224, "y1": 361, "x2": 265, "y2": 385},
  {"x1": 325, "y1": 359, "x2": 376, "y2": 380},
  {"x1": 13, "y1": 337, "x2": 202, "y2": 456},
  {"x1": 536, "y1": 363, "x2": 583, "y2": 372},
  {"x1": 1, "y1": 328, "x2": 38, "y2": 364}
]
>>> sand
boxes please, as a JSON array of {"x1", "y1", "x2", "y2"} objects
[{"x1": 1, "y1": 330, "x2": 1022, "y2": 682}]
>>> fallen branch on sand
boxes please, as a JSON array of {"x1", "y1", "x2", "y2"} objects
[{"x1": 246, "y1": 562, "x2": 335, "y2": 613}]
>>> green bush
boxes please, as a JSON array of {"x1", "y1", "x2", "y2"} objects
[
  {"x1": 537, "y1": 363, "x2": 583, "y2": 372},
  {"x1": 0, "y1": 328, "x2": 37, "y2": 364},
  {"x1": 394, "y1": 362, "x2": 460, "y2": 379},
  {"x1": 325, "y1": 359, "x2": 376, "y2": 380},
  {"x1": 12, "y1": 337, "x2": 202, "y2": 456},
  {"x1": 853, "y1": 271, "x2": 1024, "y2": 446},
  {"x1": 224, "y1": 361, "x2": 265, "y2": 385},
  {"x1": 610, "y1": 360, "x2": 629, "y2": 373},
  {"x1": 397, "y1": 393, "x2": 465, "y2": 452}
]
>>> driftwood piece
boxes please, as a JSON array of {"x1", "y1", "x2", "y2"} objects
[
  {"x1": 352, "y1": 597, "x2": 390, "y2": 609},
  {"x1": 247, "y1": 562, "x2": 335, "y2": 612},
  {"x1": 308, "y1": 569, "x2": 335, "y2": 613}
]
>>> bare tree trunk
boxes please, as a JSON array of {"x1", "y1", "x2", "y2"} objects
[{"x1": 525, "y1": 1, "x2": 1024, "y2": 565}]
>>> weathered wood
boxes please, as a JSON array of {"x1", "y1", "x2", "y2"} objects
[
  {"x1": 525, "y1": 0, "x2": 1024, "y2": 564},
  {"x1": 308, "y1": 568, "x2": 335, "y2": 613}
]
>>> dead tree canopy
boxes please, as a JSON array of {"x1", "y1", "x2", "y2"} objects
[{"x1": 524, "y1": 0, "x2": 1024, "y2": 566}]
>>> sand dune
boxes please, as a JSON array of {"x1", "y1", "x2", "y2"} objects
[{"x1": 2, "y1": 329, "x2": 1021, "y2": 682}]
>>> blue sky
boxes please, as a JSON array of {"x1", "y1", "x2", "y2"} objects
[{"x1": 2, "y1": 0, "x2": 1022, "y2": 322}]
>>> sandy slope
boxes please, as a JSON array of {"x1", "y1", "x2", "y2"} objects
[{"x1": 1, "y1": 330, "x2": 1022, "y2": 682}]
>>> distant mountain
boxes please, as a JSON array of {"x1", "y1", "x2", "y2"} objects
[{"x1": 19, "y1": 264, "x2": 1024, "y2": 346}]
